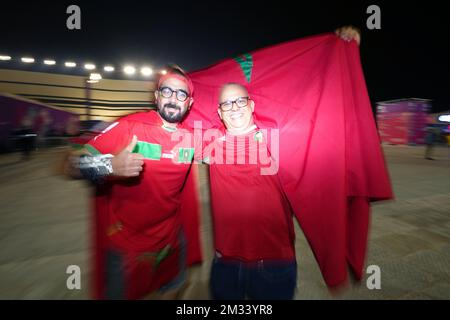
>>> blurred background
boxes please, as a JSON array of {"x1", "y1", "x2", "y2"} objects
[{"x1": 0, "y1": 0, "x2": 449, "y2": 299}]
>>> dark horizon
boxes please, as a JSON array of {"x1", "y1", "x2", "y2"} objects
[{"x1": 0, "y1": 0, "x2": 448, "y2": 112}]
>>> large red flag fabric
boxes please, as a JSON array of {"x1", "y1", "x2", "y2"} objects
[{"x1": 186, "y1": 33, "x2": 393, "y2": 287}]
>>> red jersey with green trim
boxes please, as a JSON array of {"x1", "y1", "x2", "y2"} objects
[
  {"x1": 86, "y1": 111, "x2": 195, "y2": 253},
  {"x1": 206, "y1": 126, "x2": 296, "y2": 261}
]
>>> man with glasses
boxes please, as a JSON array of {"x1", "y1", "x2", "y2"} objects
[
  {"x1": 201, "y1": 26, "x2": 361, "y2": 300},
  {"x1": 64, "y1": 66, "x2": 199, "y2": 299},
  {"x1": 202, "y1": 83, "x2": 297, "y2": 299}
]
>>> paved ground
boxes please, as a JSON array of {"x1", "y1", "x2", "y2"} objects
[{"x1": 0, "y1": 144, "x2": 449, "y2": 299}]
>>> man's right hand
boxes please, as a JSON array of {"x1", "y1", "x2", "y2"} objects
[{"x1": 111, "y1": 135, "x2": 145, "y2": 177}]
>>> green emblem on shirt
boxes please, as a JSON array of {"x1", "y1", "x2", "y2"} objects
[
  {"x1": 178, "y1": 147, "x2": 195, "y2": 163},
  {"x1": 254, "y1": 131, "x2": 263, "y2": 142}
]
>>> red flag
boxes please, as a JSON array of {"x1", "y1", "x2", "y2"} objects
[{"x1": 186, "y1": 33, "x2": 393, "y2": 287}]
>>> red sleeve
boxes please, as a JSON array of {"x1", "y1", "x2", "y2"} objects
[{"x1": 84, "y1": 120, "x2": 131, "y2": 155}]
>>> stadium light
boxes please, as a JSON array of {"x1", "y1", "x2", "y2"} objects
[
  {"x1": 87, "y1": 73, "x2": 102, "y2": 84},
  {"x1": 84, "y1": 63, "x2": 96, "y2": 70},
  {"x1": 104, "y1": 65, "x2": 115, "y2": 72},
  {"x1": 438, "y1": 115, "x2": 450, "y2": 123},
  {"x1": 141, "y1": 66, "x2": 153, "y2": 77},
  {"x1": 123, "y1": 65, "x2": 136, "y2": 75},
  {"x1": 0, "y1": 55, "x2": 12, "y2": 61},
  {"x1": 43, "y1": 59, "x2": 56, "y2": 65},
  {"x1": 90, "y1": 73, "x2": 102, "y2": 80},
  {"x1": 21, "y1": 57, "x2": 35, "y2": 63},
  {"x1": 65, "y1": 61, "x2": 77, "y2": 68}
]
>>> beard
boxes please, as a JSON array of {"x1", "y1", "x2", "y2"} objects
[{"x1": 158, "y1": 103, "x2": 186, "y2": 123}]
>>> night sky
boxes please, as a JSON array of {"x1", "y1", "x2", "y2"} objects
[{"x1": 0, "y1": 0, "x2": 448, "y2": 112}]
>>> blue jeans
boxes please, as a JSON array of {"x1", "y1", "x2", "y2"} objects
[{"x1": 210, "y1": 254, "x2": 297, "y2": 300}]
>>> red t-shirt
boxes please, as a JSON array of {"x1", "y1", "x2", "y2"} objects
[
  {"x1": 86, "y1": 111, "x2": 195, "y2": 253},
  {"x1": 205, "y1": 126, "x2": 296, "y2": 261}
]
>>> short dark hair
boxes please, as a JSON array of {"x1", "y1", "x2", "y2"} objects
[{"x1": 166, "y1": 63, "x2": 188, "y2": 77}]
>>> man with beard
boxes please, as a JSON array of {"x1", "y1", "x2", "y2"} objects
[{"x1": 65, "y1": 66, "x2": 197, "y2": 299}]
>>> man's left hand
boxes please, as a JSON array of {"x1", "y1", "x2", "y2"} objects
[{"x1": 335, "y1": 25, "x2": 361, "y2": 45}]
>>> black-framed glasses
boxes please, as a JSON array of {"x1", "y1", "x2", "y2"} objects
[
  {"x1": 159, "y1": 86, "x2": 189, "y2": 102},
  {"x1": 218, "y1": 96, "x2": 250, "y2": 111}
]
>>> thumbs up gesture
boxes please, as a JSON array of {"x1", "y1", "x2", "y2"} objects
[
  {"x1": 335, "y1": 25, "x2": 361, "y2": 45},
  {"x1": 110, "y1": 135, "x2": 145, "y2": 177}
]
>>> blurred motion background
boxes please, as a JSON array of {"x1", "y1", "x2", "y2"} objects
[{"x1": 0, "y1": 0, "x2": 449, "y2": 299}]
